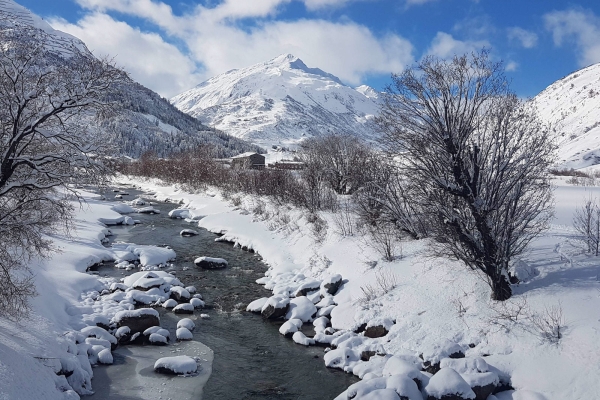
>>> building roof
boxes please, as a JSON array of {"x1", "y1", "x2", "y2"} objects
[{"x1": 231, "y1": 152, "x2": 264, "y2": 159}]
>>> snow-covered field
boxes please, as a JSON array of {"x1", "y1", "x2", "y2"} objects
[
  {"x1": 1, "y1": 177, "x2": 599, "y2": 399},
  {"x1": 112, "y1": 175, "x2": 600, "y2": 400}
]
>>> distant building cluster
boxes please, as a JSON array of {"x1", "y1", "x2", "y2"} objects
[{"x1": 224, "y1": 152, "x2": 305, "y2": 170}]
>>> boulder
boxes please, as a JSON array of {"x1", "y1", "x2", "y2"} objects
[
  {"x1": 364, "y1": 325, "x2": 388, "y2": 338},
  {"x1": 170, "y1": 286, "x2": 191, "y2": 302},
  {"x1": 180, "y1": 229, "x2": 199, "y2": 237},
  {"x1": 177, "y1": 318, "x2": 196, "y2": 331},
  {"x1": 425, "y1": 368, "x2": 476, "y2": 400},
  {"x1": 176, "y1": 327, "x2": 193, "y2": 341},
  {"x1": 194, "y1": 256, "x2": 228, "y2": 269},
  {"x1": 149, "y1": 333, "x2": 168, "y2": 346},
  {"x1": 294, "y1": 280, "x2": 321, "y2": 297},
  {"x1": 112, "y1": 308, "x2": 160, "y2": 334},
  {"x1": 154, "y1": 356, "x2": 197, "y2": 375},
  {"x1": 321, "y1": 274, "x2": 343, "y2": 295},
  {"x1": 261, "y1": 295, "x2": 290, "y2": 320},
  {"x1": 173, "y1": 303, "x2": 194, "y2": 314}
]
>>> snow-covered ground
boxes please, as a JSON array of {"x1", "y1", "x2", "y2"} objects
[
  {"x1": 0, "y1": 190, "x2": 210, "y2": 399},
  {"x1": 113, "y1": 175, "x2": 600, "y2": 400},
  {"x1": 533, "y1": 62, "x2": 600, "y2": 169}
]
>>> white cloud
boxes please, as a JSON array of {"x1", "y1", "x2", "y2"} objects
[
  {"x1": 54, "y1": 0, "x2": 414, "y2": 97},
  {"x1": 505, "y1": 61, "x2": 518, "y2": 72},
  {"x1": 425, "y1": 32, "x2": 490, "y2": 59},
  {"x1": 507, "y1": 27, "x2": 538, "y2": 48},
  {"x1": 405, "y1": 0, "x2": 438, "y2": 6},
  {"x1": 49, "y1": 13, "x2": 203, "y2": 97},
  {"x1": 303, "y1": 0, "x2": 354, "y2": 10},
  {"x1": 544, "y1": 9, "x2": 600, "y2": 67}
]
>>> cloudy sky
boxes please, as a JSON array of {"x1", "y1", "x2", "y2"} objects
[{"x1": 19, "y1": 0, "x2": 600, "y2": 98}]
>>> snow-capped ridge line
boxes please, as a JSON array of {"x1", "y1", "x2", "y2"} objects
[{"x1": 170, "y1": 53, "x2": 381, "y2": 148}]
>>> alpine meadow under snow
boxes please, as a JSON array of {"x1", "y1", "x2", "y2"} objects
[{"x1": 2, "y1": 0, "x2": 600, "y2": 399}]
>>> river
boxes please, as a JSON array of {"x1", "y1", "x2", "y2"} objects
[{"x1": 88, "y1": 185, "x2": 357, "y2": 399}]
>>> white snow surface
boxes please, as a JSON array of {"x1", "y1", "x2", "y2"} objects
[
  {"x1": 107, "y1": 175, "x2": 600, "y2": 400},
  {"x1": 532, "y1": 62, "x2": 600, "y2": 169},
  {"x1": 170, "y1": 54, "x2": 380, "y2": 148}
]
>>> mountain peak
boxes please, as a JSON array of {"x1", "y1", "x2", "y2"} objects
[
  {"x1": 269, "y1": 53, "x2": 299, "y2": 65},
  {"x1": 171, "y1": 54, "x2": 379, "y2": 148},
  {"x1": 265, "y1": 53, "x2": 343, "y2": 85}
]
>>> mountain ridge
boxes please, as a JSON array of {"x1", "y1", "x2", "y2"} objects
[
  {"x1": 532, "y1": 62, "x2": 600, "y2": 169},
  {"x1": 171, "y1": 53, "x2": 380, "y2": 148},
  {"x1": 0, "y1": 0, "x2": 262, "y2": 158}
]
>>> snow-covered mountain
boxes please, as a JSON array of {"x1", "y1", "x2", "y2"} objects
[
  {"x1": 532, "y1": 62, "x2": 600, "y2": 169},
  {"x1": 171, "y1": 54, "x2": 381, "y2": 148},
  {"x1": 0, "y1": 0, "x2": 261, "y2": 158}
]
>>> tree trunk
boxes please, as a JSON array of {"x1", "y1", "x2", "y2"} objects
[{"x1": 490, "y1": 274, "x2": 512, "y2": 301}]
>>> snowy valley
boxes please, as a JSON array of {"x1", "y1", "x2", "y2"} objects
[{"x1": 3, "y1": 0, "x2": 600, "y2": 400}]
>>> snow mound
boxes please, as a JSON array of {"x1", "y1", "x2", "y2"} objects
[
  {"x1": 177, "y1": 318, "x2": 196, "y2": 331},
  {"x1": 424, "y1": 368, "x2": 476, "y2": 399},
  {"x1": 176, "y1": 327, "x2": 193, "y2": 340},
  {"x1": 285, "y1": 297, "x2": 317, "y2": 322},
  {"x1": 154, "y1": 356, "x2": 198, "y2": 375}
]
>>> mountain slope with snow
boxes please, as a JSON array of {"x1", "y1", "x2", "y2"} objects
[
  {"x1": 532, "y1": 62, "x2": 600, "y2": 169},
  {"x1": 171, "y1": 54, "x2": 380, "y2": 148},
  {"x1": 0, "y1": 0, "x2": 261, "y2": 158}
]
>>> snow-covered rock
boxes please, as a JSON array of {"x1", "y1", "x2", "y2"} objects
[
  {"x1": 180, "y1": 229, "x2": 199, "y2": 237},
  {"x1": 97, "y1": 349, "x2": 113, "y2": 365},
  {"x1": 190, "y1": 298, "x2": 205, "y2": 308},
  {"x1": 154, "y1": 356, "x2": 198, "y2": 375},
  {"x1": 149, "y1": 333, "x2": 168, "y2": 346},
  {"x1": 176, "y1": 327, "x2": 193, "y2": 341},
  {"x1": 112, "y1": 308, "x2": 160, "y2": 333},
  {"x1": 321, "y1": 274, "x2": 343, "y2": 296},
  {"x1": 279, "y1": 318, "x2": 303, "y2": 337},
  {"x1": 136, "y1": 206, "x2": 160, "y2": 214},
  {"x1": 162, "y1": 299, "x2": 178, "y2": 308},
  {"x1": 246, "y1": 297, "x2": 269, "y2": 313},
  {"x1": 170, "y1": 286, "x2": 191, "y2": 302},
  {"x1": 173, "y1": 303, "x2": 194, "y2": 314},
  {"x1": 424, "y1": 368, "x2": 476, "y2": 400},
  {"x1": 169, "y1": 209, "x2": 191, "y2": 219},
  {"x1": 194, "y1": 256, "x2": 228, "y2": 269},
  {"x1": 292, "y1": 331, "x2": 314, "y2": 346},
  {"x1": 261, "y1": 295, "x2": 290, "y2": 319},
  {"x1": 111, "y1": 203, "x2": 135, "y2": 214},
  {"x1": 285, "y1": 297, "x2": 317, "y2": 322},
  {"x1": 346, "y1": 374, "x2": 422, "y2": 400},
  {"x1": 177, "y1": 318, "x2": 195, "y2": 331}
]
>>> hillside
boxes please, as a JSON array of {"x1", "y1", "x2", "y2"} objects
[
  {"x1": 0, "y1": 0, "x2": 261, "y2": 158},
  {"x1": 532, "y1": 62, "x2": 600, "y2": 169},
  {"x1": 171, "y1": 54, "x2": 380, "y2": 148}
]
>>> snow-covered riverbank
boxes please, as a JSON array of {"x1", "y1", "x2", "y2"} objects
[
  {"x1": 116, "y1": 175, "x2": 600, "y2": 400},
  {"x1": 0, "y1": 189, "x2": 213, "y2": 399}
]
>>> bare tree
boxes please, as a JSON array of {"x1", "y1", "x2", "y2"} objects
[
  {"x1": 378, "y1": 50, "x2": 555, "y2": 301},
  {"x1": 0, "y1": 22, "x2": 126, "y2": 318},
  {"x1": 354, "y1": 158, "x2": 429, "y2": 239},
  {"x1": 299, "y1": 134, "x2": 374, "y2": 195},
  {"x1": 573, "y1": 197, "x2": 600, "y2": 255}
]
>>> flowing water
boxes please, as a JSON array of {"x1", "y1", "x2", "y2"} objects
[{"x1": 88, "y1": 186, "x2": 357, "y2": 400}]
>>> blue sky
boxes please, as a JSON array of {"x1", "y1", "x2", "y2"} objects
[{"x1": 18, "y1": 0, "x2": 600, "y2": 98}]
